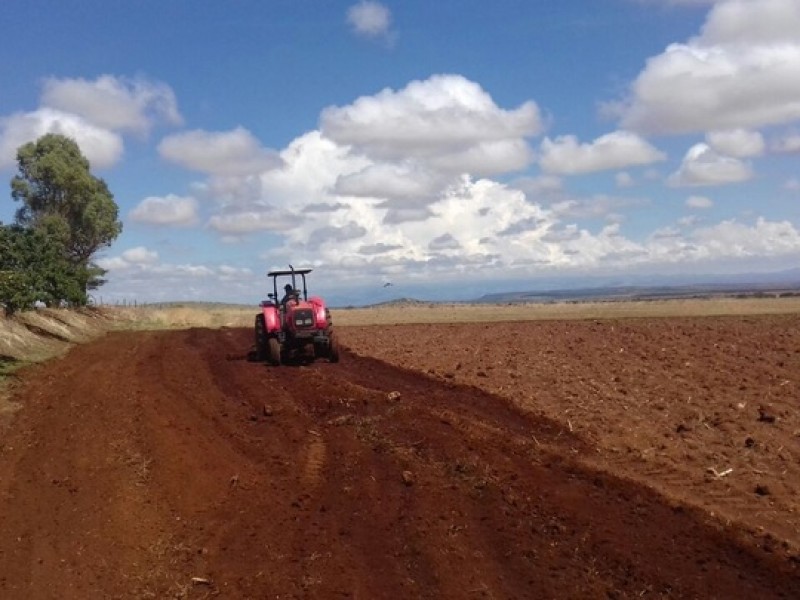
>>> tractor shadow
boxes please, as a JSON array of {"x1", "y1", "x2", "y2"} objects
[{"x1": 241, "y1": 347, "x2": 323, "y2": 368}]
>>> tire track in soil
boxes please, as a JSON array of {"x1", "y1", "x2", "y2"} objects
[{"x1": 0, "y1": 327, "x2": 797, "y2": 599}]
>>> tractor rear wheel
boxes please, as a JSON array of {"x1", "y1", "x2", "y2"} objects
[
  {"x1": 254, "y1": 315, "x2": 267, "y2": 361},
  {"x1": 328, "y1": 332, "x2": 340, "y2": 363},
  {"x1": 268, "y1": 337, "x2": 282, "y2": 366}
]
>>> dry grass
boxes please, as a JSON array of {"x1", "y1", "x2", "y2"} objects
[
  {"x1": 331, "y1": 297, "x2": 800, "y2": 326},
  {"x1": 110, "y1": 297, "x2": 800, "y2": 329},
  {"x1": 112, "y1": 305, "x2": 254, "y2": 330}
]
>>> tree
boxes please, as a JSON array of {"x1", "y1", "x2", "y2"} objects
[
  {"x1": 9, "y1": 133, "x2": 121, "y2": 303},
  {"x1": 0, "y1": 224, "x2": 86, "y2": 314}
]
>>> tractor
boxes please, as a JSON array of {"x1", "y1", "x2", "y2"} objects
[{"x1": 254, "y1": 266, "x2": 339, "y2": 365}]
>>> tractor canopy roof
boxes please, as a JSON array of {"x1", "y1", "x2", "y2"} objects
[{"x1": 268, "y1": 268, "x2": 312, "y2": 277}]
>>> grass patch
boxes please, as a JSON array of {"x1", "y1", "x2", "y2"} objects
[
  {"x1": 0, "y1": 356, "x2": 20, "y2": 377},
  {"x1": 109, "y1": 297, "x2": 800, "y2": 330},
  {"x1": 112, "y1": 305, "x2": 253, "y2": 330},
  {"x1": 332, "y1": 296, "x2": 800, "y2": 326}
]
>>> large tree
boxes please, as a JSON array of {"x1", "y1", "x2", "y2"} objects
[
  {"x1": 9, "y1": 133, "x2": 122, "y2": 304},
  {"x1": 0, "y1": 224, "x2": 87, "y2": 314}
]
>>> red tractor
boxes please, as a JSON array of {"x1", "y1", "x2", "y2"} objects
[{"x1": 254, "y1": 266, "x2": 340, "y2": 365}]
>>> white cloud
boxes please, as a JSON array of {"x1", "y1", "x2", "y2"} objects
[
  {"x1": 784, "y1": 178, "x2": 800, "y2": 191},
  {"x1": 641, "y1": 217, "x2": 800, "y2": 268},
  {"x1": 0, "y1": 108, "x2": 123, "y2": 169},
  {"x1": 686, "y1": 195, "x2": 714, "y2": 208},
  {"x1": 668, "y1": 143, "x2": 753, "y2": 186},
  {"x1": 512, "y1": 175, "x2": 563, "y2": 195},
  {"x1": 98, "y1": 246, "x2": 159, "y2": 270},
  {"x1": 207, "y1": 209, "x2": 302, "y2": 235},
  {"x1": 347, "y1": 1, "x2": 393, "y2": 40},
  {"x1": 96, "y1": 249, "x2": 256, "y2": 303},
  {"x1": 334, "y1": 163, "x2": 446, "y2": 201},
  {"x1": 677, "y1": 215, "x2": 701, "y2": 227},
  {"x1": 129, "y1": 194, "x2": 199, "y2": 227},
  {"x1": 194, "y1": 76, "x2": 546, "y2": 246},
  {"x1": 706, "y1": 129, "x2": 765, "y2": 157},
  {"x1": 772, "y1": 132, "x2": 800, "y2": 153},
  {"x1": 122, "y1": 246, "x2": 159, "y2": 265},
  {"x1": 158, "y1": 127, "x2": 282, "y2": 176},
  {"x1": 194, "y1": 131, "x2": 368, "y2": 235},
  {"x1": 616, "y1": 172, "x2": 635, "y2": 188},
  {"x1": 699, "y1": 0, "x2": 800, "y2": 45},
  {"x1": 550, "y1": 194, "x2": 647, "y2": 221},
  {"x1": 138, "y1": 70, "x2": 800, "y2": 292},
  {"x1": 691, "y1": 217, "x2": 800, "y2": 256},
  {"x1": 0, "y1": 73, "x2": 182, "y2": 171},
  {"x1": 539, "y1": 131, "x2": 666, "y2": 175},
  {"x1": 615, "y1": 0, "x2": 800, "y2": 134},
  {"x1": 41, "y1": 75, "x2": 182, "y2": 135},
  {"x1": 320, "y1": 74, "x2": 540, "y2": 174}
]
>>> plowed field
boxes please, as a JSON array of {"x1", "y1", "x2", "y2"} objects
[{"x1": 1, "y1": 316, "x2": 799, "y2": 599}]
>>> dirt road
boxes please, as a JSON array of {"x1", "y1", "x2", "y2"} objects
[{"x1": 0, "y1": 326, "x2": 798, "y2": 598}]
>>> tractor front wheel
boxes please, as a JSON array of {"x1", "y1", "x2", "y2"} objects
[{"x1": 268, "y1": 337, "x2": 282, "y2": 366}]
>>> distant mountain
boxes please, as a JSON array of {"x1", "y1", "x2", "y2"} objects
[
  {"x1": 334, "y1": 267, "x2": 800, "y2": 308},
  {"x1": 474, "y1": 270, "x2": 800, "y2": 304}
]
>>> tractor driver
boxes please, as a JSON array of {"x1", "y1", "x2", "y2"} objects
[{"x1": 281, "y1": 283, "x2": 298, "y2": 306}]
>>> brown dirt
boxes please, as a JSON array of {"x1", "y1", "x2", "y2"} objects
[{"x1": 0, "y1": 319, "x2": 798, "y2": 598}]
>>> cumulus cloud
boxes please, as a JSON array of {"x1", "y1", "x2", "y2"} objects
[
  {"x1": 97, "y1": 246, "x2": 159, "y2": 270},
  {"x1": 772, "y1": 132, "x2": 800, "y2": 153},
  {"x1": 699, "y1": 0, "x2": 800, "y2": 44},
  {"x1": 96, "y1": 247, "x2": 255, "y2": 303},
  {"x1": 0, "y1": 108, "x2": 123, "y2": 169},
  {"x1": 539, "y1": 131, "x2": 665, "y2": 175},
  {"x1": 0, "y1": 74, "x2": 181, "y2": 170},
  {"x1": 550, "y1": 194, "x2": 648, "y2": 221},
  {"x1": 129, "y1": 194, "x2": 199, "y2": 227},
  {"x1": 668, "y1": 143, "x2": 753, "y2": 186},
  {"x1": 691, "y1": 217, "x2": 800, "y2": 256},
  {"x1": 207, "y1": 208, "x2": 302, "y2": 235},
  {"x1": 334, "y1": 163, "x2": 445, "y2": 201},
  {"x1": 347, "y1": 1, "x2": 393, "y2": 40},
  {"x1": 616, "y1": 172, "x2": 635, "y2": 188},
  {"x1": 158, "y1": 127, "x2": 282, "y2": 176},
  {"x1": 686, "y1": 195, "x2": 714, "y2": 208},
  {"x1": 146, "y1": 70, "x2": 799, "y2": 290},
  {"x1": 320, "y1": 75, "x2": 540, "y2": 174},
  {"x1": 41, "y1": 75, "x2": 182, "y2": 135},
  {"x1": 197, "y1": 76, "x2": 546, "y2": 249},
  {"x1": 194, "y1": 131, "x2": 369, "y2": 236},
  {"x1": 122, "y1": 246, "x2": 159, "y2": 265},
  {"x1": 706, "y1": 129, "x2": 765, "y2": 158},
  {"x1": 614, "y1": 0, "x2": 800, "y2": 134}
]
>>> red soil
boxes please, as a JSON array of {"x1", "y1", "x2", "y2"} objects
[{"x1": 0, "y1": 317, "x2": 798, "y2": 598}]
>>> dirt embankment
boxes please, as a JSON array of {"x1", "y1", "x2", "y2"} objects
[{"x1": 0, "y1": 324, "x2": 798, "y2": 598}]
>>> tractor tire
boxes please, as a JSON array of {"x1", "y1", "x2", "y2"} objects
[
  {"x1": 328, "y1": 332, "x2": 340, "y2": 363},
  {"x1": 254, "y1": 315, "x2": 268, "y2": 361},
  {"x1": 268, "y1": 337, "x2": 282, "y2": 366}
]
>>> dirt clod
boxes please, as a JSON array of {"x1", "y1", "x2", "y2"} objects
[{"x1": 401, "y1": 470, "x2": 415, "y2": 486}]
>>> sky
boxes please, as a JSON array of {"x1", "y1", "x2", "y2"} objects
[{"x1": 1, "y1": 0, "x2": 800, "y2": 306}]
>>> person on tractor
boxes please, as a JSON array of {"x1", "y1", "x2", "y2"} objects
[{"x1": 281, "y1": 283, "x2": 298, "y2": 306}]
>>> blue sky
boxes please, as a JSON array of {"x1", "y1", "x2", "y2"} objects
[{"x1": 1, "y1": 0, "x2": 799, "y2": 305}]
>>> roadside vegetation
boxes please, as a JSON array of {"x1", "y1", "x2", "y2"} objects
[{"x1": 1, "y1": 134, "x2": 121, "y2": 315}]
